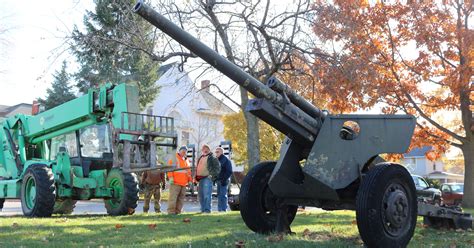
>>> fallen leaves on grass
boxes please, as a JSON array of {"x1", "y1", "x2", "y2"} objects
[
  {"x1": 416, "y1": 223, "x2": 436, "y2": 228},
  {"x1": 234, "y1": 240, "x2": 245, "y2": 248},
  {"x1": 302, "y1": 228, "x2": 320, "y2": 240},
  {"x1": 302, "y1": 228, "x2": 331, "y2": 241},
  {"x1": 55, "y1": 218, "x2": 68, "y2": 223},
  {"x1": 183, "y1": 218, "x2": 191, "y2": 223},
  {"x1": 115, "y1": 224, "x2": 124, "y2": 229},
  {"x1": 148, "y1": 224, "x2": 157, "y2": 229},
  {"x1": 266, "y1": 234, "x2": 284, "y2": 242}
]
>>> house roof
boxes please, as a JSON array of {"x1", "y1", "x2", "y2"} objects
[
  {"x1": 0, "y1": 105, "x2": 10, "y2": 113},
  {"x1": 157, "y1": 63, "x2": 176, "y2": 78},
  {"x1": 200, "y1": 90, "x2": 234, "y2": 114},
  {"x1": 0, "y1": 103, "x2": 32, "y2": 117},
  {"x1": 158, "y1": 63, "x2": 235, "y2": 115},
  {"x1": 427, "y1": 171, "x2": 464, "y2": 180},
  {"x1": 429, "y1": 171, "x2": 463, "y2": 177},
  {"x1": 404, "y1": 146, "x2": 433, "y2": 157}
]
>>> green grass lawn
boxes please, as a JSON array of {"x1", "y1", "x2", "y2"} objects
[
  {"x1": 465, "y1": 208, "x2": 474, "y2": 215},
  {"x1": 0, "y1": 210, "x2": 472, "y2": 247}
]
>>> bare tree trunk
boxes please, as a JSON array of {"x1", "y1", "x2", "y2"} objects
[
  {"x1": 199, "y1": 1, "x2": 265, "y2": 169},
  {"x1": 459, "y1": 53, "x2": 473, "y2": 207},
  {"x1": 461, "y1": 142, "x2": 474, "y2": 208},
  {"x1": 240, "y1": 86, "x2": 260, "y2": 168}
]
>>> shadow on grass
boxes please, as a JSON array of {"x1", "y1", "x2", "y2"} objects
[
  {"x1": 0, "y1": 212, "x2": 365, "y2": 247},
  {"x1": 0, "y1": 214, "x2": 110, "y2": 219}
]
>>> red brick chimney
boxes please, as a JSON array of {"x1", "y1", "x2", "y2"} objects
[{"x1": 32, "y1": 100, "x2": 40, "y2": 115}]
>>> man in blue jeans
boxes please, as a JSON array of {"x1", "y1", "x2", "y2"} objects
[
  {"x1": 195, "y1": 144, "x2": 220, "y2": 213},
  {"x1": 215, "y1": 147, "x2": 233, "y2": 212}
]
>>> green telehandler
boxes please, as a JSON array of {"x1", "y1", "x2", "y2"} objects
[{"x1": 0, "y1": 83, "x2": 177, "y2": 217}]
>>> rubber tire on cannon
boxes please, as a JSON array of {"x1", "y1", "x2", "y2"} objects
[
  {"x1": 104, "y1": 168, "x2": 139, "y2": 216},
  {"x1": 239, "y1": 161, "x2": 298, "y2": 234},
  {"x1": 356, "y1": 163, "x2": 417, "y2": 248},
  {"x1": 21, "y1": 164, "x2": 56, "y2": 217}
]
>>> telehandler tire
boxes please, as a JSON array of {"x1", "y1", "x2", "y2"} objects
[
  {"x1": 53, "y1": 199, "x2": 77, "y2": 215},
  {"x1": 240, "y1": 161, "x2": 297, "y2": 234},
  {"x1": 21, "y1": 164, "x2": 56, "y2": 217},
  {"x1": 104, "y1": 168, "x2": 139, "y2": 216},
  {"x1": 356, "y1": 163, "x2": 417, "y2": 248}
]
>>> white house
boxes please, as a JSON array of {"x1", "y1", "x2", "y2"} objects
[
  {"x1": 403, "y1": 146, "x2": 463, "y2": 183},
  {"x1": 403, "y1": 146, "x2": 444, "y2": 176},
  {"x1": 148, "y1": 63, "x2": 235, "y2": 153}
]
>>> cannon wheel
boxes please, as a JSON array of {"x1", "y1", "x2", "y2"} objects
[
  {"x1": 104, "y1": 168, "x2": 139, "y2": 216},
  {"x1": 240, "y1": 161, "x2": 297, "y2": 234},
  {"x1": 356, "y1": 163, "x2": 417, "y2": 247},
  {"x1": 21, "y1": 164, "x2": 56, "y2": 217}
]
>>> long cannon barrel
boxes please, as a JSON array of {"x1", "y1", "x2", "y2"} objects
[
  {"x1": 133, "y1": 1, "x2": 322, "y2": 144},
  {"x1": 266, "y1": 77, "x2": 325, "y2": 120}
]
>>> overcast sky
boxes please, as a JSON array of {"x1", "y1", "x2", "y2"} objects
[
  {"x1": 0, "y1": 0, "x2": 94, "y2": 106},
  {"x1": 0, "y1": 0, "x2": 244, "y2": 108}
]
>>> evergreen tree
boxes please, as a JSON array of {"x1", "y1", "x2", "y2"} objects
[
  {"x1": 70, "y1": 0, "x2": 159, "y2": 109},
  {"x1": 38, "y1": 61, "x2": 76, "y2": 110}
]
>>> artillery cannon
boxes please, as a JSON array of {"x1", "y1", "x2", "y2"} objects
[{"x1": 133, "y1": 1, "x2": 418, "y2": 246}]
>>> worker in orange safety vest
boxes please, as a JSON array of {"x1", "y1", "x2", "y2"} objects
[{"x1": 167, "y1": 146, "x2": 192, "y2": 214}]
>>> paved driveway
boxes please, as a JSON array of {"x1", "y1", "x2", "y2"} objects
[{"x1": 0, "y1": 197, "x2": 220, "y2": 216}]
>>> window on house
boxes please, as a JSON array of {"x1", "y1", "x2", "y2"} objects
[
  {"x1": 169, "y1": 110, "x2": 183, "y2": 127},
  {"x1": 404, "y1": 157, "x2": 416, "y2": 172},
  {"x1": 181, "y1": 131, "x2": 190, "y2": 145},
  {"x1": 212, "y1": 118, "x2": 218, "y2": 136}
]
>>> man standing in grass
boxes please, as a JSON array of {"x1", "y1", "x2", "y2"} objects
[
  {"x1": 167, "y1": 146, "x2": 192, "y2": 215},
  {"x1": 215, "y1": 147, "x2": 233, "y2": 212},
  {"x1": 141, "y1": 169, "x2": 165, "y2": 213},
  {"x1": 195, "y1": 144, "x2": 220, "y2": 213}
]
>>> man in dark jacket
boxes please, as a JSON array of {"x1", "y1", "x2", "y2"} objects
[
  {"x1": 195, "y1": 144, "x2": 220, "y2": 213},
  {"x1": 215, "y1": 147, "x2": 233, "y2": 212}
]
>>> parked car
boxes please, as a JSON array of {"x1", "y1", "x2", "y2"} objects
[
  {"x1": 441, "y1": 183, "x2": 464, "y2": 206},
  {"x1": 412, "y1": 175, "x2": 442, "y2": 205}
]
